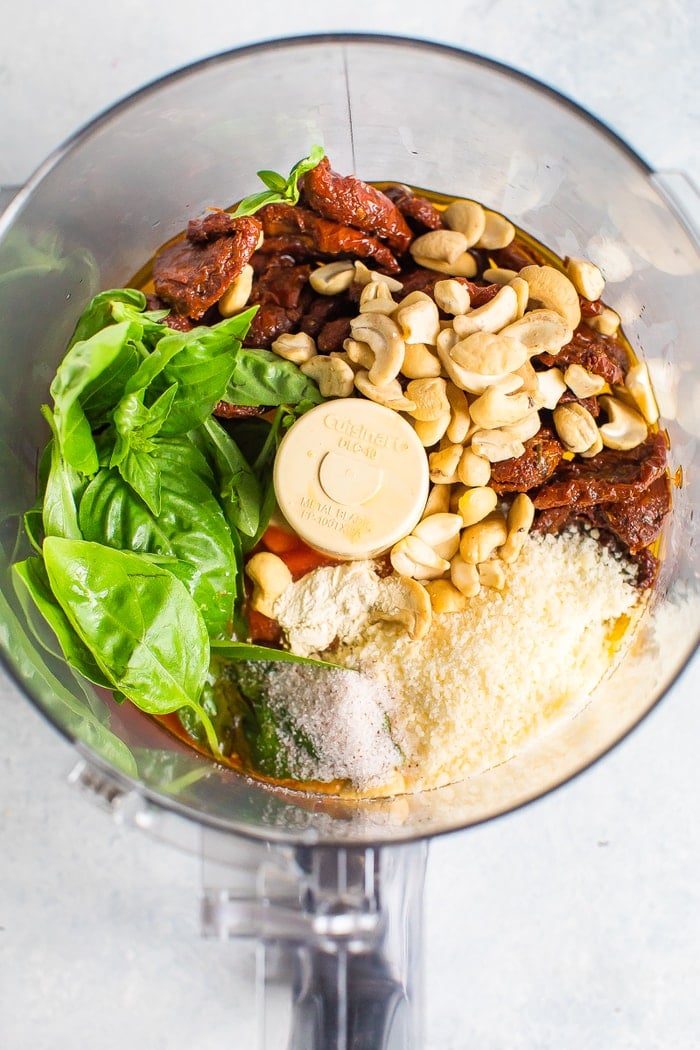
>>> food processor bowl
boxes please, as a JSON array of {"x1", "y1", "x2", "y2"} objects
[{"x1": 1, "y1": 34, "x2": 698, "y2": 1049}]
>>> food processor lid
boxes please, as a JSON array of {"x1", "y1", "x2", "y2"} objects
[{"x1": 274, "y1": 399, "x2": 429, "y2": 559}]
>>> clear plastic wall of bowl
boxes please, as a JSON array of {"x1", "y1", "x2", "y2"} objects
[{"x1": 1, "y1": 35, "x2": 699, "y2": 847}]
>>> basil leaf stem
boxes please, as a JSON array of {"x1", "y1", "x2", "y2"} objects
[{"x1": 231, "y1": 146, "x2": 325, "y2": 218}]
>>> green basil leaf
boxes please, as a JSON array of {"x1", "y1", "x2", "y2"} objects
[
  {"x1": 196, "y1": 417, "x2": 261, "y2": 539},
  {"x1": 80, "y1": 341, "x2": 143, "y2": 428},
  {"x1": 214, "y1": 659, "x2": 319, "y2": 780},
  {"x1": 0, "y1": 585, "x2": 138, "y2": 778},
  {"x1": 40, "y1": 408, "x2": 85, "y2": 541},
  {"x1": 209, "y1": 639, "x2": 345, "y2": 670},
  {"x1": 67, "y1": 288, "x2": 149, "y2": 347},
  {"x1": 148, "y1": 310, "x2": 257, "y2": 435},
  {"x1": 224, "y1": 348, "x2": 323, "y2": 408},
  {"x1": 79, "y1": 438, "x2": 239, "y2": 638},
  {"x1": 50, "y1": 320, "x2": 140, "y2": 474},
  {"x1": 229, "y1": 189, "x2": 285, "y2": 218},
  {"x1": 230, "y1": 147, "x2": 325, "y2": 218},
  {"x1": 42, "y1": 536, "x2": 219, "y2": 752},
  {"x1": 12, "y1": 557, "x2": 111, "y2": 687}
]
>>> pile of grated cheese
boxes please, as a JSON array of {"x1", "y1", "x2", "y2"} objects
[{"x1": 283, "y1": 528, "x2": 642, "y2": 793}]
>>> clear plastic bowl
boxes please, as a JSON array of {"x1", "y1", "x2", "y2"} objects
[{"x1": 1, "y1": 34, "x2": 698, "y2": 1049}]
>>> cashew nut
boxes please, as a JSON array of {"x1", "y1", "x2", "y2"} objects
[
  {"x1": 424, "y1": 579, "x2": 468, "y2": 613},
  {"x1": 353, "y1": 261, "x2": 403, "y2": 292},
  {"x1": 428, "y1": 443, "x2": 463, "y2": 484},
  {"x1": 410, "y1": 229, "x2": 468, "y2": 265},
  {"x1": 598, "y1": 395, "x2": 648, "y2": 450},
  {"x1": 354, "y1": 369, "x2": 416, "y2": 412},
  {"x1": 564, "y1": 363, "x2": 606, "y2": 398},
  {"x1": 433, "y1": 279, "x2": 471, "y2": 316},
  {"x1": 343, "y1": 337, "x2": 375, "y2": 370},
  {"x1": 579, "y1": 428, "x2": 604, "y2": 459},
  {"x1": 552, "y1": 402, "x2": 600, "y2": 454},
  {"x1": 518, "y1": 264, "x2": 582, "y2": 331},
  {"x1": 309, "y1": 260, "x2": 356, "y2": 295},
  {"x1": 442, "y1": 199, "x2": 486, "y2": 247},
  {"x1": 396, "y1": 296, "x2": 441, "y2": 345},
  {"x1": 245, "y1": 552, "x2": 293, "y2": 618},
  {"x1": 450, "y1": 553, "x2": 481, "y2": 598},
  {"x1": 449, "y1": 330, "x2": 529, "y2": 378},
  {"x1": 471, "y1": 429, "x2": 526, "y2": 463},
  {"x1": 445, "y1": 382, "x2": 472, "y2": 444},
  {"x1": 301, "y1": 355, "x2": 355, "y2": 398},
  {"x1": 482, "y1": 266, "x2": 519, "y2": 285},
  {"x1": 457, "y1": 446, "x2": 492, "y2": 487},
  {"x1": 219, "y1": 263, "x2": 254, "y2": 317},
  {"x1": 435, "y1": 328, "x2": 487, "y2": 392},
  {"x1": 457, "y1": 485, "x2": 498, "y2": 527},
  {"x1": 422, "y1": 484, "x2": 452, "y2": 518},
  {"x1": 624, "y1": 361, "x2": 659, "y2": 425},
  {"x1": 509, "y1": 276, "x2": 530, "y2": 319},
  {"x1": 372, "y1": 574, "x2": 432, "y2": 639},
  {"x1": 475, "y1": 209, "x2": 515, "y2": 250},
  {"x1": 500, "y1": 308, "x2": 574, "y2": 357},
  {"x1": 368, "y1": 269, "x2": 404, "y2": 292},
  {"x1": 412, "y1": 252, "x2": 478, "y2": 278},
  {"x1": 412, "y1": 512, "x2": 462, "y2": 560},
  {"x1": 271, "y1": 331, "x2": 317, "y2": 364},
  {"x1": 401, "y1": 342, "x2": 443, "y2": 379},
  {"x1": 499, "y1": 493, "x2": 535, "y2": 564},
  {"x1": 535, "y1": 367, "x2": 567, "y2": 410},
  {"x1": 350, "y1": 313, "x2": 405, "y2": 386},
  {"x1": 390, "y1": 534, "x2": 451, "y2": 581},
  {"x1": 359, "y1": 280, "x2": 398, "y2": 316},
  {"x1": 329, "y1": 350, "x2": 362, "y2": 374},
  {"x1": 405, "y1": 377, "x2": 450, "y2": 422},
  {"x1": 512, "y1": 360, "x2": 539, "y2": 399},
  {"x1": 469, "y1": 385, "x2": 534, "y2": 430},
  {"x1": 477, "y1": 560, "x2": 506, "y2": 590},
  {"x1": 413, "y1": 413, "x2": 451, "y2": 447},
  {"x1": 584, "y1": 307, "x2": 620, "y2": 337},
  {"x1": 459, "y1": 512, "x2": 508, "y2": 564},
  {"x1": 565, "y1": 256, "x2": 605, "y2": 301},
  {"x1": 452, "y1": 285, "x2": 519, "y2": 336},
  {"x1": 499, "y1": 410, "x2": 541, "y2": 443}
]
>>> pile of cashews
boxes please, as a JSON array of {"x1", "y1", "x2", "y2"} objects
[{"x1": 238, "y1": 197, "x2": 660, "y2": 627}]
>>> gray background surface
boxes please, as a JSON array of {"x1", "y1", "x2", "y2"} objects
[{"x1": 1, "y1": 2, "x2": 699, "y2": 1048}]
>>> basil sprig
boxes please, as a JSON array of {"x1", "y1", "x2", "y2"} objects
[
  {"x1": 231, "y1": 145, "x2": 325, "y2": 217},
  {"x1": 14, "y1": 286, "x2": 335, "y2": 759}
]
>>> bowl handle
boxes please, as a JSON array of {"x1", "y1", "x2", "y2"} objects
[{"x1": 201, "y1": 833, "x2": 429, "y2": 1049}]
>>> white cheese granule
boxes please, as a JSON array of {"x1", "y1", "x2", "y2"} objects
[{"x1": 323, "y1": 529, "x2": 642, "y2": 791}]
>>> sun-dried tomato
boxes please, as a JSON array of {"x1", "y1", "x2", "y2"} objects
[
  {"x1": 532, "y1": 432, "x2": 668, "y2": 510},
  {"x1": 585, "y1": 474, "x2": 672, "y2": 551},
  {"x1": 491, "y1": 428, "x2": 563, "y2": 493},
  {"x1": 153, "y1": 215, "x2": 262, "y2": 319},
  {"x1": 258, "y1": 202, "x2": 400, "y2": 272},
  {"x1": 489, "y1": 235, "x2": 547, "y2": 271},
  {"x1": 383, "y1": 184, "x2": 445, "y2": 231},
  {"x1": 302, "y1": 156, "x2": 413, "y2": 252},
  {"x1": 539, "y1": 324, "x2": 629, "y2": 383}
]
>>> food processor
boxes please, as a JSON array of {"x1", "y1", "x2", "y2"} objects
[{"x1": 0, "y1": 34, "x2": 698, "y2": 1049}]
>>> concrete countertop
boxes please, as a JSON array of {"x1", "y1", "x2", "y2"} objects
[{"x1": 1, "y1": 3, "x2": 699, "y2": 1047}]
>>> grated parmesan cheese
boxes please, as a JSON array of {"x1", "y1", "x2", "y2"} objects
[{"x1": 268, "y1": 528, "x2": 643, "y2": 792}]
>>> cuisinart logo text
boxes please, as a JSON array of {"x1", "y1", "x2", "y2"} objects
[{"x1": 323, "y1": 413, "x2": 409, "y2": 458}]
